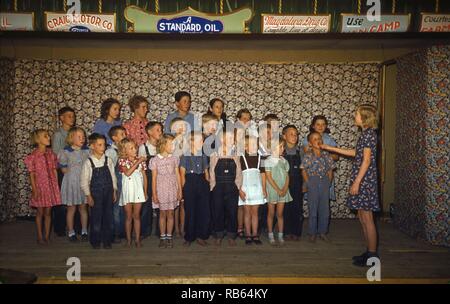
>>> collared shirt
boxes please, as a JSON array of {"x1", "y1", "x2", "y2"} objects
[
  {"x1": 123, "y1": 117, "x2": 149, "y2": 146},
  {"x1": 80, "y1": 153, "x2": 118, "y2": 196},
  {"x1": 301, "y1": 151, "x2": 335, "y2": 178},
  {"x1": 92, "y1": 119, "x2": 122, "y2": 146},
  {"x1": 51, "y1": 127, "x2": 69, "y2": 155},
  {"x1": 164, "y1": 111, "x2": 199, "y2": 134},
  {"x1": 57, "y1": 145, "x2": 90, "y2": 169},
  {"x1": 105, "y1": 143, "x2": 119, "y2": 166},
  {"x1": 138, "y1": 141, "x2": 157, "y2": 158},
  {"x1": 180, "y1": 154, "x2": 209, "y2": 174}
]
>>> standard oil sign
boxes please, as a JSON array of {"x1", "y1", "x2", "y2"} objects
[{"x1": 125, "y1": 6, "x2": 252, "y2": 33}]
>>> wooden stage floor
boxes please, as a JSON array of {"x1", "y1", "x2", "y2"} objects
[{"x1": 0, "y1": 219, "x2": 449, "y2": 284}]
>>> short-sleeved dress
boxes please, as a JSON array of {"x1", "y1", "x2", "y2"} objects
[
  {"x1": 149, "y1": 154, "x2": 180, "y2": 211},
  {"x1": 118, "y1": 158, "x2": 147, "y2": 206},
  {"x1": 264, "y1": 156, "x2": 293, "y2": 204},
  {"x1": 24, "y1": 148, "x2": 61, "y2": 208},
  {"x1": 347, "y1": 128, "x2": 380, "y2": 211},
  {"x1": 58, "y1": 146, "x2": 90, "y2": 206}
]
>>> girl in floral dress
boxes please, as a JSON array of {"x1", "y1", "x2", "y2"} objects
[
  {"x1": 24, "y1": 129, "x2": 61, "y2": 245},
  {"x1": 321, "y1": 104, "x2": 380, "y2": 267},
  {"x1": 149, "y1": 134, "x2": 182, "y2": 248}
]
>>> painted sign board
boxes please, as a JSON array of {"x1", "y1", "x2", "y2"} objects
[
  {"x1": 124, "y1": 6, "x2": 252, "y2": 33},
  {"x1": 340, "y1": 14, "x2": 410, "y2": 33},
  {"x1": 261, "y1": 14, "x2": 331, "y2": 33},
  {"x1": 419, "y1": 13, "x2": 450, "y2": 32},
  {"x1": 0, "y1": 12, "x2": 34, "y2": 31},
  {"x1": 45, "y1": 12, "x2": 116, "y2": 32}
]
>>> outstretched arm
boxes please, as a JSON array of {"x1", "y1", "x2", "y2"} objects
[{"x1": 320, "y1": 144, "x2": 356, "y2": 157}]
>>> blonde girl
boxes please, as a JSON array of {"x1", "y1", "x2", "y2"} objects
[
  {"x1": 321, "y1": 104, "x2": 380, "y2": 267},
  {"x1": 24, "y1": 129, "x2": 61, "y2": 245},
  {"x1": 118, "y1": 138, "x2": 148, "y2": 248},
  {"x1": 58, "y1": 127, "x2": 90, "y2": 242}
]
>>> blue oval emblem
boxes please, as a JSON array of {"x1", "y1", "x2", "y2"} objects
[{"x1": 70, "y1": 26, "x2": 90, "y2": 32}]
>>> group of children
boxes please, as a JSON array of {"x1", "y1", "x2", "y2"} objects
[{"x1": 24, "y1": 91, "x2": 380, "y2": 266}]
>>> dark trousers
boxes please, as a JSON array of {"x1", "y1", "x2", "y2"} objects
[
  {"x1": 53, "y1": 169, "x2": 66, "y2": 235},
  {"x1": 258, "y1": 204, "x2": 268, "y2": 234},
  {"x1": 142, "y1": 170, "x2": 157, "y2": 237},
  {"x1": 140, "y1": 201, "x2": 152, "y2": 237},
  {"x1": 112, "y1": 172, "x2": 125, "y2": 239},
  {"x1": 284, "y1": 177, "x2": 304, "y2": 237},
  {"x1": 183, "y1": 174, "x2": 210, "y2": 242},
  {"x1": 90, "y1": 186, "x2": 113, "y2": 246},
  {"x1": 211, "y1": 183, "x2": 239, "y2": 239}
]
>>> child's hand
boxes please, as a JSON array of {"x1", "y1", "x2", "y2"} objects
[
  {"x1": 276, "y1": 188, "x2": 284, "y2": 197},
  {"x1": 349, "y1": 181, "x2": 360, "y2": 195},
  {"x1": 177, "y1": 190, "x2": 182, "y2": 201},
  {"x1": 320, "y1": 144, "x2": 330, "y2": 151},
  {"x1": 112, "y1": 191, "x2": 117, "y2": 203},
  {"x1": 153, "y1": 193, "x2": 159, "y2": 205},
  {"x1": 263, "y1": 189, "x2": 268, "y2": 198},
  {"x1": 239, "y1": 190, "x2": 246, "y2": 201},
  {"x1": 32, "y1": 189, "x2": 40, "y2": 200},
  {"x1": 87, "y1": 195, "x2": 94, "y2": 207}
]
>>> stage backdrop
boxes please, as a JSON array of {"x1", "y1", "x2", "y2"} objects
[
  {"x1": 0, "y1": 59, "x2": 379, "y2": 222},
  {"x1": 395, "y1": 45, "x2": 449, "y2": 247}
]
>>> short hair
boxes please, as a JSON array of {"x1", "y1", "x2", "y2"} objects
[
  {"x1": 100, "y1": 98, "x2": 121, "y2": 121},
  {"x1": 263, "y1": 113, "x2": 279, "y2": 121},
  {"x1": 282, "y1": 124, "x2": 298, "y2": 135},
  {"x1": 307, "y1": 131, "x2": 321, "y2": 142},
  {"x1": 236, "y1": 108, "x2": 252, "y2": 120},
  {"x1": 88, "y1": 133, "x2": 106, "y2": 146},
  {"x1": 358, "y1": 104, "x2": 379, "y2": 129},
  {"x1": 175, "y1": 91, "x2": 191, "y2": 102},
  {"x1": 108, "y1": 125, "x2": 126, "y2": 140},
  {"x1": 58, "y1": 106, "x2": 75, "y2": 117},
  {"x1": 145, "y1": 121, "x2": 163, "y2": 133},
  {"x1": 128, "y1": 95, "x2": 148, "y2": 112},
  {"x1": 169, "y1": 117, "x2": 185, "y2": 129},
  {"x1": 117, "y1": 138, "x2": 136, "y2": 159},
  {"x1": 202, "y1": 113, "x2": 219, "y2": 124},
  {"x1": 65, "y1": 126, "x2": 86, "y2": 146},
  {"x1": 157, "y1": 134, "x2": 175, "y2": 154},
  {"x1": 30, "y1": 129, "x2": 48, "y2": 147},
  {"x1": 309, "y1": 115, "x2": 331, "y2": 133}
]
